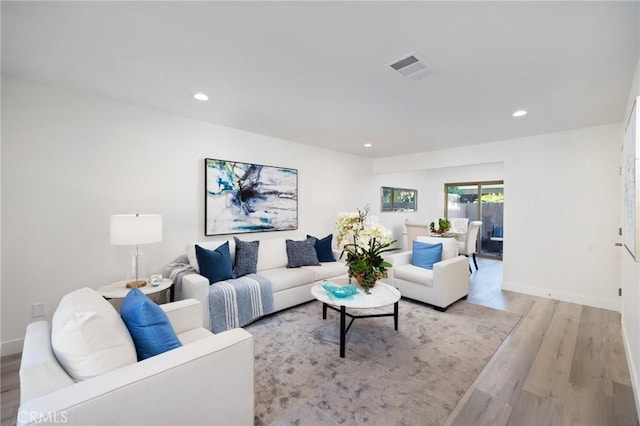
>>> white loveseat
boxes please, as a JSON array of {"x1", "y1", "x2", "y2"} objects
[
  {"x1": 386, "y1": 236, "x2": 469, "y2": 311},
  {"x1": 18, "y1": 297, "x2": 254, "y2": 426},
  {"x1": 183, "y1": 236, "x2": 348, "y2": 329}
]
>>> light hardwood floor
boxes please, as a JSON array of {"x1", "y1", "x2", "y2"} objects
[
  {"x1": 1, "y1": 259, "x2": 638, "y2": 425},
  {"x1": 445, "y1": 258, "x2": 639, "y2": 426}
]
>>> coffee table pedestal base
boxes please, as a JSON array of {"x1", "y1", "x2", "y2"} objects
[{"x1": 322, "y1": 302, "x2": 399, "y2": 358}]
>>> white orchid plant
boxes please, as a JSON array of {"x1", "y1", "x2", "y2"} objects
[
  {"x1": 335, "y1": 205, "x2": 398, "y2": 293},
  {"x1": 335, "y1": 205, "x2": 394, "y2": 250}
]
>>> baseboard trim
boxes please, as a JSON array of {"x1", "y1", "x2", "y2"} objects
[
  {"x1": 621, "y1": 318, "x2": 640, "y2": 423},
  {"x1": 502, "y1": 281, "x2": 620, "y2": 312},
  {"x1": 1, "y1": 338, "x2": 23, "y2": 356}
]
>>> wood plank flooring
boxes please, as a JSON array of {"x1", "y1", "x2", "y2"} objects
[
  {"x1": 1, "y1": 258, "x2": 638, "y2": 425},
  {"x1": 1, "y1": 353, "x2": 20, "y2": 426},
  {"x1": 446, "y1": 258, "x2": 638, "y2": 426}
]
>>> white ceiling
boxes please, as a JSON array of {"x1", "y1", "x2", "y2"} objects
[{"x1": 2, "y1": 1, "x2": 638, "y2": 158}]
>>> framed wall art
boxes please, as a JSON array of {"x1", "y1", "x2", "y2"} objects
[
  {"x1": 205, "y1": 158, "x2": 298, "y2": 236},
  {"x1": 381, "y1": 186, "x2": 417, "y2": 212}
]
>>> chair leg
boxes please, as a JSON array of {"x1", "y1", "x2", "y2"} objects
[
  {"x1": 463, "y1": 254, "x2": 472, "y2": 273},
  {"x1": 472, "y1": 253, "x2": 479, "y2": 270}
]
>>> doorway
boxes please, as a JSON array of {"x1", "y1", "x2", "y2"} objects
[{"x1": 444, "y1": 181, "x2": 504, "y2": 259}]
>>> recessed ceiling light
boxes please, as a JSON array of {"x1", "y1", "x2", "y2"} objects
[
  {"x1": 364, "y1": 143, "x2": 373, "y2": 148},
  {"x1": 512, "y1": 110, "x2": 527, "y2": 117},
  {"x1": 193, "y1": 93, "x2": 209, "y2": 101}
]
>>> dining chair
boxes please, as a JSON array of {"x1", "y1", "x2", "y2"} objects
[
  {"x1": 404, "y1": 221, "x2": 431, "y2": 250},
  {"x1": 457, "y1": 221, "x2": 482, "y2": 271},
  {"x1": 449, "y1": 217, "x2": 469, "y2": 234}
]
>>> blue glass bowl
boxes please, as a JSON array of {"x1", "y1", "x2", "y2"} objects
[{"x1": 322, "y1": 283, "x2": 359, "y2": 298}]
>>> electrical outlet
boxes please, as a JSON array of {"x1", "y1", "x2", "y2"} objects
[{"x1": 32, "y1": 302, "x2": 46, "y2": 318}]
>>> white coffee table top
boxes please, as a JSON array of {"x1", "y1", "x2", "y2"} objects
[
  {"x1": 311, "y1": 279, "x2": 400, "y2": 309},
  {"x1": 98, "y1": 278, "x2": 172, "y2": 299}
]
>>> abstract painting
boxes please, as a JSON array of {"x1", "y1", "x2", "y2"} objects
[{"x1": 205, "y1": 158, "x2": 298, "y2": 235}]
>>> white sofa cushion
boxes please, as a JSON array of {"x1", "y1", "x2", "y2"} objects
[
  {"x1": 416, "y1": 236, "x2": 458, "y2": 260},
  {"x1": 302, "y1": 262, "x2": 348, "y2": 281},
  {"x1": 186, "y1": 239, "x2": 236, "y2": 272},
  {"x1": 258, "y1": 267, "x2": 315, "y2": 292},
  {"x1": 256, "y1": 238, "x2": 288, "y2": 271},
  {"x1": 51, "y1": 287, "x2": 137, "y2": 381},
  {"x1": 393, "y1": 264, "x2": 434, "y2": 287}
]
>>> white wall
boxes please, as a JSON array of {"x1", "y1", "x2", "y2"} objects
[
  {"x1": 374, "y1": 123, "x2": 622, "y2": 312},
  {"x1": 621, "y1": 54, "x2": 640, "y2": 420},
  {"x1": 0, "y1": 77, "x2": 372, "y2": 354}
]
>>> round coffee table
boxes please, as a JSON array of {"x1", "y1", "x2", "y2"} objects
[{"x1": 311, "y1": 279, "x2": 401, "y2": 358}]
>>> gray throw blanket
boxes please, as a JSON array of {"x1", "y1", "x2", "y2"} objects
[
  {"x1": 208, "y1": 274, "x2": 274, "y2": 334},
  {"x1": 162, "y1": 255, "x2": 195, "y2": 301},
  {"x1": 162, "y1": 256, "x2": 274, "y2": 333}
]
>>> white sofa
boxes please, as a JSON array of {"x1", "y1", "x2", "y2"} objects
[
  {"x1": 386, "y1": 236, "x2": 469, "y2": 311},
  {"x1": 183, "y1": 236, "x2": 348, "y2": 329},
  {"x1": 18, "y1": 298, "x2": 254, "y2": 426}
]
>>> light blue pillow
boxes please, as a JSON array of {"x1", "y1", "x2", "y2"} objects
[
  {"x1": 412, "y1": 241, "x2": 443, "y2": 270},
  {"x1": 120, "y1": 288, "x2": 182, "y2": 361},
  {"x1": 195, "y1": 242, "x2": 233, "y2": 284}
]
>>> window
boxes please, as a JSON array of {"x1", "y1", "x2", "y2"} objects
[{"x1": 381, "y1": 187, "x2": 417, "y2": 212}]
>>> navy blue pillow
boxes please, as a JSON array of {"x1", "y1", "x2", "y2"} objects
[
  {"x1": 307, "y1": 234, "x2": 336, "y2": 262},
  {"x1": 120, "y1": 288, "x2": 182, "y2": 361},
  {"x1": 195, "y1": 242, "x2": 233, "y2": 284},
  {"x1": 412, "y1": 241, "x2": 443, "y2": 270}
]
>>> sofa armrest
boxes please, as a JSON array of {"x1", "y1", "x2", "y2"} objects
[
  {"x1": 17, "y1": 328, "x2": 254, "y2": 426},
  {"x1": 160, "y1": 299, "x2": 203, "y2": 335},
  {"x1": 433, "y1": 255, "x2": 469, "y2": 301},
  {"x1": 385, "y1": 250, "x2": 412, "y2": 267},
  {"x1": 19, "y1": 321, "x2": 75, "y2": 403},
  {"x1": 181, "y1": 273, "x2": 210, "y2": 330}
]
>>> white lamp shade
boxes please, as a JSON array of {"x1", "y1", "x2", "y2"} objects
[{"x1": 110, "y1": 214, "x2": 163, "y2": 245}]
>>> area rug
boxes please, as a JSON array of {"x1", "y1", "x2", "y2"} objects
[{"x1": 245, "y1": 298, "x2": 522, "y2": 426}]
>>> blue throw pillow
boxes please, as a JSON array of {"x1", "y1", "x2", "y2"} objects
[
  {"x1": 120, "y1": 288, "x2": 182, "y2": 361},
  {"x1": 195, "y1": 242, "x2": 233, "y2": 284},
  {"x1": 307, "y1": 234, "x2": 336, "y2": 262},
  {"x1": 412, "y1": 241, "x2": 443, "y2": 270},
  {"x1": 233, "y1": 237, "x2": 259, "y2": 278},
  {"x1": 286, "y1": 237, "x2": 320, "y2": 268}
]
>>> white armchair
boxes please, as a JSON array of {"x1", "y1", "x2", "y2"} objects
[
  {"x1": 386, "y1": 236, "x2": 469, "y2": 311},
  {"x1": 17, "y1": 298, "x2": 254, "y2": 426}
]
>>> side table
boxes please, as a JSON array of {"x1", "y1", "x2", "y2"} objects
[{"x1": 98, "y1": 278, "x2": 174, "y2": 304}]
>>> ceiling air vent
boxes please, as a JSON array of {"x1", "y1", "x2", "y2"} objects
[{"x1": 388, "y1": 53, "x2": 438, "y2": 80}]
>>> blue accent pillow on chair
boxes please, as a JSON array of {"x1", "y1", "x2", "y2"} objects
[
  {"x1": 307, "y1": 234, "x2": 336, "y2": 262},
  {"x1": 195, "y1": 242, "x2": 233, "y2": 284},
  {"x1": 412, "y1": 241, "x2": 443, "y2": 270},
  {"x1": 120, "y1": 288, "x2": 182, "y2": 361}
]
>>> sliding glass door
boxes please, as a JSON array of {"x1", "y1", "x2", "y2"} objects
[{"x1": 445, "y1": 181, "x2": 504, "y2": 259}]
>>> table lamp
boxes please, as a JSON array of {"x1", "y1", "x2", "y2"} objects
[{"x1": 110, "y1": 214, "x2": 163, "y2": 288}]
